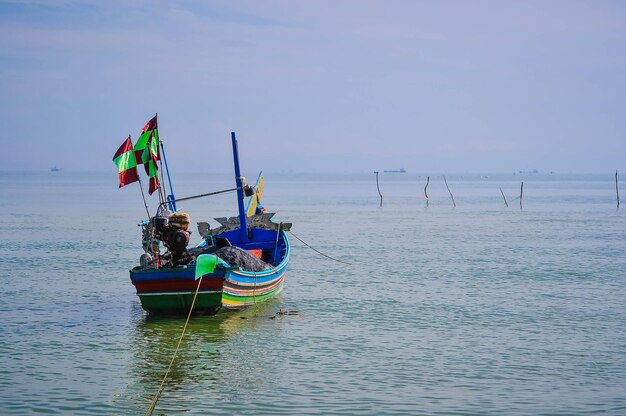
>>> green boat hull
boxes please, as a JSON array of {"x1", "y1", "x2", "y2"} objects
[{"x1": 138, "y1": 291, "x2": 223, "y2": 315}]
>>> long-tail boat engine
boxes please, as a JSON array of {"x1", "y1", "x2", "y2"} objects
[{"x1": 154, "y1": 212, "x2": 191, "y2": 266}]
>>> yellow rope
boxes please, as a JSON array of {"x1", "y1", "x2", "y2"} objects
[{"x1": 144, "y1": 275, "x2": 204, "y2": 416}]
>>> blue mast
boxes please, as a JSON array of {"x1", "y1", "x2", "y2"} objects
[
  {"x1": 155, "y1": 113, "x2": 176, "y2": 212},
  {"x1": 231, "y1": 132, "x2": 248, "y2": 243}
]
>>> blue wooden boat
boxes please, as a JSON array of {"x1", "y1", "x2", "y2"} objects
[{"x1": 129, "y1": 132, "x2": 291, "y2": 314}]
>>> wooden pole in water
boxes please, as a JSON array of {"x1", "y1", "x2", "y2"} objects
[
  {"x1": 424, "y1": 176, "x2": 430, "y2": 207},
  {"x1": 374, "y1": 171, "x2": 383, "y2": 207},
  {"x1": 616, "y1": 170, "x2": 620, "y2": 208},
  {"x1": 520, "y1": 181, "x2": 524, "y2": 210},
  {"x1": 443, "y1": 175, "x2": 456, "y2": 207},
  {"x1": 499, "y1": 187, "x2": 508, "y2": 207}
]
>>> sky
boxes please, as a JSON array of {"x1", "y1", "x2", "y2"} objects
[{"x1": 1, "y1": 0, "x2": 626, "y2": 174}]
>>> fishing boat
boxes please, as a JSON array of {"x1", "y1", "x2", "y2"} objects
[{"x1": 126, "y1": 131, "x2": 291, "y2": 315}]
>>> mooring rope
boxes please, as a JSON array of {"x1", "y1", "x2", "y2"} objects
[
  {"x1": 287, "y1": 230, "x2": 352, "y2": 266},
  {"x1": 144, "y1": 275, "x2": 204, "y2": 416}
]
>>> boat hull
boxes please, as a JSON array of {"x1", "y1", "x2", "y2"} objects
[
  {"x1": 129, "y1": 231, "x2": 290, "y2": 315},
  {"x1": 222, "y1": 263, "x2": 287, "y2": 310},
  {"x1": 138, "y1": 292, "x2": 223, "y2": 315},
  {"x1": 130, "y1": 266, "x2": 224, "y2": 314}
]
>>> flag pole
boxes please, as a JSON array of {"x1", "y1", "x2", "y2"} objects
[
  {"x1": 137, "y1": 177, "x2": 151, "y2": 219},
  {"x1": 125, "y1": 133, "x2": 151, "y2": 219},
  {"x1": 148, "y1": 116, "x2": 166, "y2": 209},
  {"x1": 156, "y1": 113, "x2": 177, "y2": 211},
  {"x1": 160, "y1": 140, "x2": 177, "y2": 212},
  {"x1": 159, "y1": 156, "x2": 167, "y2": 201},
  {"x1": 132, "y1": 133, "x2": 151, "y2": 219},
  {"x1": 154, "y1": 129, "x2": 168, "y2": 205},
  {"x1": 152, "y1": 115, "x2": 168, "y2": 203},
  {"x1": 156, "y1": 185, "x2": 165, "y2": 215}
]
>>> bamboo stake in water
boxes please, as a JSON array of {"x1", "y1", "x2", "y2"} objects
[
  {"x1": 520, "y1": 181, "x2": 524, "y2": 210},
  {"x1": 424, "y1": 176, "x2": 430, "y2": 207},
  {"x1": 616, "y1": 170, "x2": 620, "y2": 208},
  {"x1": 374, "y1": 171, "x2": 383, "y2": 207},
  {"x1": 500, "y1": 187, "x2": 508, "y2": 207},
  {"x1": 443, "y1": 175, "x2": 456, "y2": 207}
]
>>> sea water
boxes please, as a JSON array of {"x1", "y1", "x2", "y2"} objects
[{"x1": 1, "y1": 171, "x2": 625, "y2": 415}]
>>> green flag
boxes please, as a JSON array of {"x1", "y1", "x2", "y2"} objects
[
  {"x1": 142, "y1": 134, "x2": 160, "y2": 195},
  {"x1": 132, "y1": 115, "x2": 160, "y2": 195},
  {"x1": 134, "y1": 115, "x2": 159, "y2": 163},
  {"x1": 112, "y1": 136, "x2": 139, "y2": 188}
]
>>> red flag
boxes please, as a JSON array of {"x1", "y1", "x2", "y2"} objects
[
  {"x1": 143, "y1": 115, "x2": 158, "y2": 133},
  {"x1": 112, "y1": 136, "x2": 140, "y2": 188},
  {"x1": 134, "y1": 115, "x2": 160, "y2": 163}
]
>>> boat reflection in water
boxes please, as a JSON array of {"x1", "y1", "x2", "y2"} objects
[{"x1": 119, "y1": 298, "x2": 283, "y2": 414}]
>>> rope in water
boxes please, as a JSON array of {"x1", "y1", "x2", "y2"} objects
[
  {"x1": 145, "y1": 230, "x2": 345, "y2": 413},
  {"x1": 144, "y1": 275, "x2": 204, "y2": 416},
  {"x1": 287, "y1": 230, "x2": 352, "y2": 266}
]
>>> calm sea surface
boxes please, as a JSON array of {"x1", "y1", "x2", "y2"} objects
[{"x1": 1, "y1": 171, "x2": 625, "y2": 415}]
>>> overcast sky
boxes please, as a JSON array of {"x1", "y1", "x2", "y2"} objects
[{"x1": 1, "y1": 0, "x2": 625, "y2": 173}]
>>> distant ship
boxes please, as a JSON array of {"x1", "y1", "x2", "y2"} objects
[
  {"x1": 384, "y1": 168, "x2": 406, "y2": 173},
  {"x1": 50, "y1": 166, "x2": 61, "y2": 172}
]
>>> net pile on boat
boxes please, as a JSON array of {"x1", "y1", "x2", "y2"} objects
[
  {"x1": 213, "y1": 246, "x2": 270, "y2": 272},
  {"x1": 182, "y1": 245, "x2": 269, "y2": 271}
]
